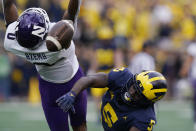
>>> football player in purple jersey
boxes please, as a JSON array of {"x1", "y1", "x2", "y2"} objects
[{"x1": 2, "y1": 0, "x2": 87, "y2": 131}]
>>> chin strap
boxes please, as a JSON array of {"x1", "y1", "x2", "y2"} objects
[
  {"x1": 121, "y1": 76, "x2": 153, "y2": 108},
  {"x1": 120, "y1": 77, "x2": 136, "y2": 107}
]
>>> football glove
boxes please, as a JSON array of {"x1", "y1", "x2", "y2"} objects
[{"x1": 56, "y1": 91, "x2": 76, "y2": 114}]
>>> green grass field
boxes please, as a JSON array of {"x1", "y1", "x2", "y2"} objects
[{"x1": 0, "y1": 100, "x2": 193, "y2": 131}]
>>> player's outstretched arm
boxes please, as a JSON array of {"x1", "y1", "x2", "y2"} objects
[
  {"x1": 72, "y1": 72, "x2": 108, "y2": 95},
  {"x1": 62, "y1": 0, "x2": 81, "y2": 23},
  {"x1": 2, "y1": 0, "x2": 18, "y2": 26},
  {"x1": 56, "y1": 73, "x2": 108, "y2": 112}
]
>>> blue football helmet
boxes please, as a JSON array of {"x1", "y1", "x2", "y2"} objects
[{"x1": 15, "y1": 8, "x2": 50, "y2": 49}]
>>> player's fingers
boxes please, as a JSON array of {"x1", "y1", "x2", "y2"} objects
[
  {"x1": 56, "y1": 96, "x2": 64, "y2": 103},
  {"x1": 56, "y1": 100, "x2": 65, "y2": 106},
  {"x1": 63, "y1": 105, "x2": 72, "y2": 112},
  {"x1": 58, "y1": 99, "x2": 67, "y2": 105},
  {"x1": 62, "y1": 104, "x2": 71, "y2": 109},
  {"x1": 56, "y1": 96, "x2": 69, "y2": 105},
  {"x1": 59, "y1": 104, "x2": 68, "y2": 111},
  {"x1": 61, "y1": 101, "x2": 70, "y2": 109},
  {"x1": 70, "y1": 106, "x2": 76, "y2": 114}
]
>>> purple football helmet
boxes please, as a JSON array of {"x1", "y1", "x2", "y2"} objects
[{"x1": 15, "y1": 8, "x2": 50, "y2": 49}]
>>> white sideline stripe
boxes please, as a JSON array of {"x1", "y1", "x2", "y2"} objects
[
  {"x1": 62, "y1": 20, "x2": 75, "y2": 31},
  {"x1": 46, "y1": 36, "x2": 62, "y2": 50}
]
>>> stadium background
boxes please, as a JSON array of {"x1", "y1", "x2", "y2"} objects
[{"x1": 0, "y1": 0, "x2": 195, "y2": 130}]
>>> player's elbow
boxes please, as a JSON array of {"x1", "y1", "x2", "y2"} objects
[
  {"x1": 86, "y1": 73, "x2": 108, "y2": 88},
  {"x1": 80, "y1": 76, "x2": 95, "y2": 88}
]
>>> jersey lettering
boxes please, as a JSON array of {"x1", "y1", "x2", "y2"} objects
[{"x1": 25, "y1": 53, "x2": 47, "y2": 61}]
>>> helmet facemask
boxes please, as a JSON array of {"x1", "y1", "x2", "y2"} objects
[{"x1": 121, "y1": 75, "x2": 153, "y2": 108}]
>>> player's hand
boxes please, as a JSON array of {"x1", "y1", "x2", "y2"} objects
[{"x1": 56, "y1": 91, "x2": 76, "y2": 114}]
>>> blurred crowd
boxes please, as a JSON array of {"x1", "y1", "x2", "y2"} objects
[{"x1": 0, "y1": 0, "x2": 196, "y2": 102}]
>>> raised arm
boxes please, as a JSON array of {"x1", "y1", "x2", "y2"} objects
[
  {"x1": 2, "y1": 0, "x2": 18, "y2": 26},
  {"x1": 62, "y1": 0, "x2": 81, "y2": 23},
  {"x1": 46, "y1": 0, "x2": 82, "y2": 51}
]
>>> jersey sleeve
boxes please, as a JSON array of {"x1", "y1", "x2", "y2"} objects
[
  {"x1": 108, "y1": 67, "x2": 133, "y2": 89},
  {"x1": 4, "y1": 21, "x2": 18, "y2": 52}
]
